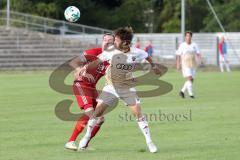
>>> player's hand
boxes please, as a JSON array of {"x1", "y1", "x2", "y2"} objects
[
  {"x1": 152, "y1": 64, "x2": 162, "y2": 75},
  {"x1": 82, "y1": 72, "x2": 95, "y2": 83},
  {"x1": 74, "y1": 67, "x2": 83, "y2": 80},
  {"x1": 74, "y1": 66, "x2": 95, "y2": 83}
]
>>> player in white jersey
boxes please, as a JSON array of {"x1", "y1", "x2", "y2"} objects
[
  {"x1": 176, "y1": 31, "x2": 201, "y2": 99},
  {"x1": 79, "y1": 27, "x2": 161, "y2": 153}
]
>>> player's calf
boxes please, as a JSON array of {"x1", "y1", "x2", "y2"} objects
[{"x1": 78, "y1": 117, "x2": 99, "y2": 150}]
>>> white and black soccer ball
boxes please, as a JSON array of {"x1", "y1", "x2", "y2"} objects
[{"x1": 64, "y1": 6, "x2": 80, "y2": 23}]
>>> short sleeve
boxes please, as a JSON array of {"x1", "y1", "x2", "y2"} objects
[
  {"x1": 98, "y1": 50, "x2": 112, "y2": 61},
  {"x1": 98, "y1": 51, "x2": 107, "y2": 61},
  {"x1": 138, "y1": 49, "x2": 148, "y2": 60},
  {"x1": 133, "y1": 48, "x2": 148, "y2": 61},
  {"x1": 176, "y1": 43, "x2": 183, "y2": 56},
  {"x1": 194, "y1": 43, "x2": 200, "y2": 54}
]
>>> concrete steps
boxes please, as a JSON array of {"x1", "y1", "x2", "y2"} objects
[{"x1": 0, "y1": 27, "x2": 93, "y2": 70}]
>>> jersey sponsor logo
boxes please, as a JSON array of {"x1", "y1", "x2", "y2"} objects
[{"x1": 116, "y1": 63, "x2": 133, "y2": 70}]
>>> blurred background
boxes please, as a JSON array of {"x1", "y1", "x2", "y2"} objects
[{"x1": 0, "y1": 0, "x2": 240, "y2": 70}]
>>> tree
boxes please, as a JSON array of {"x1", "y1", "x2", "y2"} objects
[
  {"x1": 35, "y1": 2, "x2": 57, "y2": 18},
  {"x1": 2, "y1": 0, "x2": 240, "y2": 33},
  {"x1": 186, "y1": 0, "x2": 209, "y2": 32},
  {"x1": 8, "y1": 0, "x2": 33, "y2": 13},
  {"x1": 203, "y1": 0, "x2": 240, "y2": 32},
  {"x1": 155, "y1": 0, "x2": 181, "y2": 32}
]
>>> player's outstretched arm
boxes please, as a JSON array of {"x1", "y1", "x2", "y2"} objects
[
  {"x1": 69, "y1": 56, "x2": 87, "y2": 80},
  {"x1": 69, "y1": 56, "x2": 85, "y2": 69},
  {"x1": 86, "y1": 50, "x2": 110, "y2": 70},
  {"x1": 86, "y1": 59, "x2": 103, "y2": 70},
  {"x1": 145, "y1": 56, "x2": 162, "y2": 75}
]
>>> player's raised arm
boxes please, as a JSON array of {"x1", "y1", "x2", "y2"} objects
[
  {"x1": 86, "y1": 59, "x2": 102, "y2": 70},
  {"x1": 134, "y1": 47, "x2": 162, "y2": 75},
  {"x1": 69, "y1": 53, "x2": 87, "y2": 80},
  {"x1": 86, "y1": 50, "x2": 110, "y2": 70},
  {"x1": 145, "y1": 56, "x2": 153, "y2": 66},
  {"x1": 69, "y1": 55, "x2": 85, "y2": 69},
  {"x1": 145, "y1": 56, "x2": 162, "y2": 75}
]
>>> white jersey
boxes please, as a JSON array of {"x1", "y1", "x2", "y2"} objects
[
  {"x1": 98, "y1": 46, "x2": 148, "y2": 63},
  {"x1": 98, "y1": 47, "x2": 148, "y2": 88},
  {"x1": 176, "y1": 42, "x2": 200, "y2": 68}
]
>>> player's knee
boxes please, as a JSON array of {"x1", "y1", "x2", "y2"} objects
[
  {"x1": 187, "y1": 77, "x2": 193, "y2": 82},
  {"x1": 130, "y1": 104, "x2": 142, "y2": 118},
  {"x1": 95, "y1": 102, "x2": 108, "y2": 117},
  {"x1": 84, "y1": 107, "x2": 94, "y2": 117},
  {"x1": 97, "y1": 116, "x2": 105, "y2": 125}
]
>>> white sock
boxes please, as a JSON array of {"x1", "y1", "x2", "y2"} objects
[
  {"x1": 78, "y1": 117, "x2": 98, "y2": 149},
  {"x1": 137, "y1": 116, "x2": 152, "y2": 144},
  {"x1": 186, "y1": 80, "x2": 193, "y2": 96},
  {"x1": 181, "y1": 81, "x2": 187, "y2": 93},
  {"x1": 220, "y1": 62, "x2": 224, "y2": 72},
  {"x1": 84, "y1": 117, "x2": 98, "y2": 138},
  {"x1": 225, "y1": 62, "x2": 231, "y2": 72}
]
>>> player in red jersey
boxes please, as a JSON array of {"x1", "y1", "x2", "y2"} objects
[{"x1": 64, "y1": 33, "x2": 114, "y2": 151}]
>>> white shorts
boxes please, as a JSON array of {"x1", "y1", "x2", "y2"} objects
[
  {"x1": 97, "y1": 85, "x2": 140, "y2": 106},
  {"x1": 182, "y1": 67, "x2": 196, "y2": 78},
  {"x1": 219, "y1": 54, "x2": 228, "y2": 62}
]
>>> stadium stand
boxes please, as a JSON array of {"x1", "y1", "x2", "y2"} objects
[
  {"x1": 0, "y1": 27, "x2": 98, "y2": 70},
  {"x1": 0, "y1": 10, "x2": 111, "y2": 70},
  {"x1": 0, "y1": 10, "x2": 239, "y2": 70}
]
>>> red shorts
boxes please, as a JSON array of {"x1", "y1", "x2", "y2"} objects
[{"x1": 72, "y1": 81, "x2": 98, "y2": 110}]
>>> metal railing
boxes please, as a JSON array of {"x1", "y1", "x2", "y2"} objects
[{"x1": 0, "y1": 10, "x2": 112, "y2": 35}]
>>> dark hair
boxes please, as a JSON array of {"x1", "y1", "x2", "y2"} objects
[
  {"x1": 185, "y1": 31, "x2": 193, "y2": 37},
  {"x1": 103, "y1": 33, "x2": 115, "y2": 39},
  {"x1": 114, "y1": 26, "x2": 134, "y2": 44}
]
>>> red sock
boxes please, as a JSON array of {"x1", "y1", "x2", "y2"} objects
[
  {"x1": 90, "y1": 125, "x2": 101, "y2": 138},
  {"x1": 68, "y1": 115, "x2": 89, "y2": 142}
]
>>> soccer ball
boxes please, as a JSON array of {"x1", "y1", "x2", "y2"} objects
[{"x1": 64, "y1": 6, "x2": 80, "y2": 22}]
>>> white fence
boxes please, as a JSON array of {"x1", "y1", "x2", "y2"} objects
[
  {"x1": 0, "y1": 10, "x2": 112, "y2": 34},
  {"x1": 69, "y1": 33, "x2": 240, "y2": 65},
  {"x1": 0, "y1": 10, "x2": 239, "y2": 66}
]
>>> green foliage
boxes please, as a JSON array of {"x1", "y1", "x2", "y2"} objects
[
  {"x1": 158, "y1": 0, "x2": 181, "y2": 32},
  {"x1": 2, "y1": 0, "x2": 240, "y2": 32},
  {"x1": 111, "y1": 0, "x2": 150, "y2": 32},
  {"x1": 35, "y1": 2, "x2": 57, "y2": 18},
  {"x1": 203, "y1": 0, "x2": 240, "y2": 32},
  {"x1": 8, "y1": 0, "x2": 33, "y2": 13},
  {"x1": 186, "y1": 0, "x2": 209, "y2": 32}
]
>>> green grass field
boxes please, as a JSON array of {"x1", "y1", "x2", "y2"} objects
[{"x1": 1, "y1": 70, "x2": 240, "y2": 160}]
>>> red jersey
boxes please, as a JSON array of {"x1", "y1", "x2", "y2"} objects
[{"x1": 75, "y1": 48, "x2": 108, "y2": 86}]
